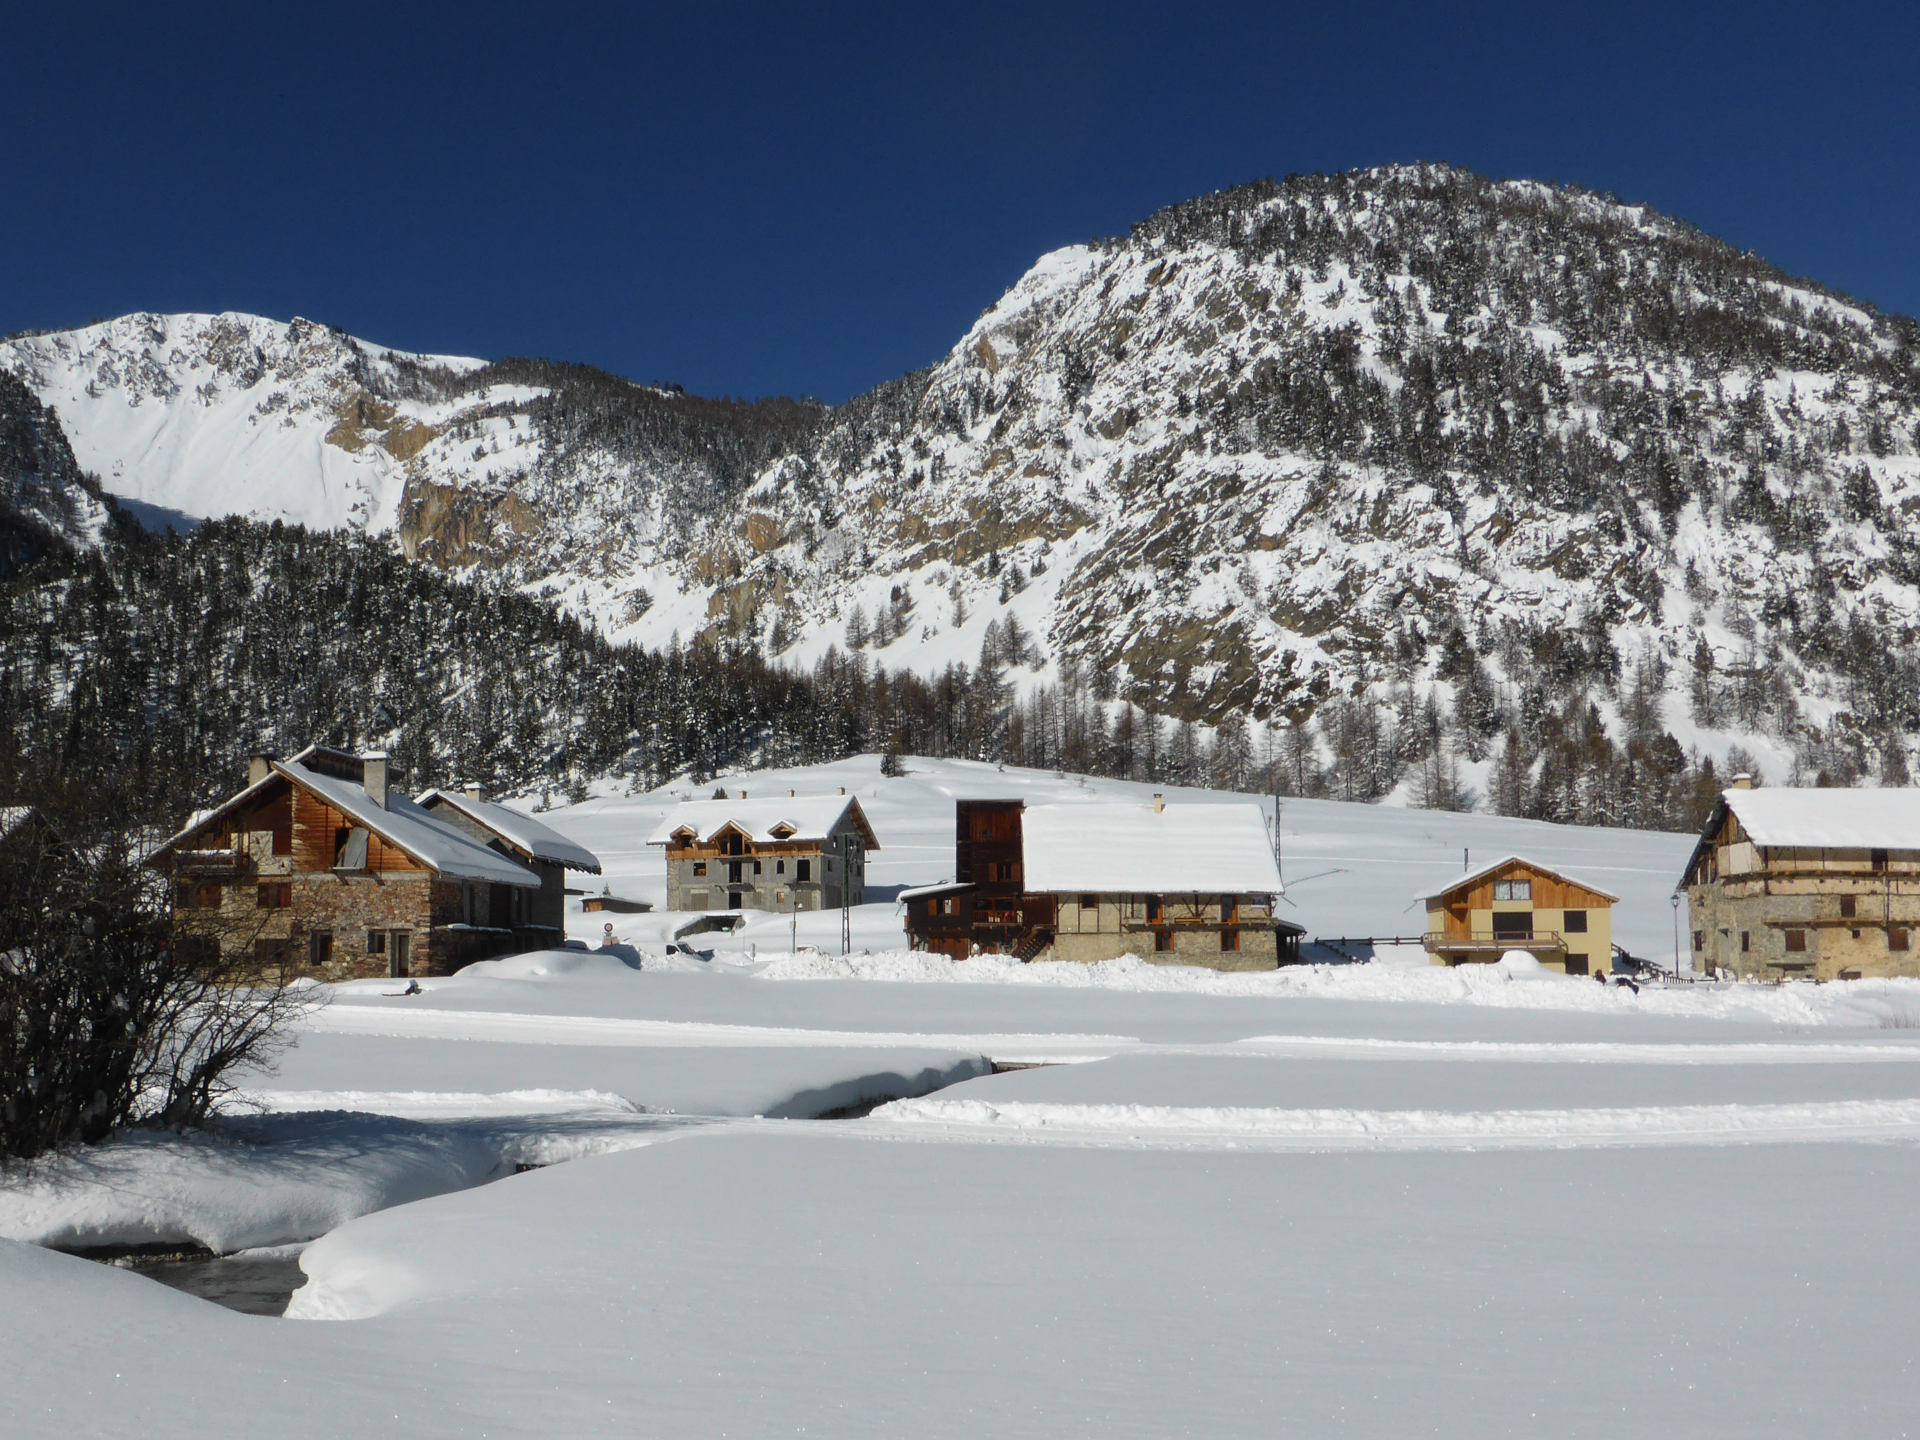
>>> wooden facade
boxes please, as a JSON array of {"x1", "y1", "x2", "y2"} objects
[{"x1": 1422, "y1": 856, "x2": 1616, "y2": 975}]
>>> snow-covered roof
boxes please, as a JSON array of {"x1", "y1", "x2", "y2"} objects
[
  {"x1": 896, "y1": 880, "x2": 971, "y2": 903},
  {"x1": 1417, "y1": 855, "x2": 1620, "y2": 906},
  {"x1": 283, "y1": 761, "x2": 539, "y2": 888},
  {"x1": 417, "y1": 790, "x2": 602, "y2": 873},
  {"x1": 149, "y1": 746, "x2": 539, "y2": 888},
  {"x1": 647, "y1": 796, "x2": 878, "y2": 849},
  {"x1": 1721, "y1": 787, "x2": 1920, "y2": 850},
  {"x1": 1020, "y1": 802, "x2": 1281, "y2": 895}
]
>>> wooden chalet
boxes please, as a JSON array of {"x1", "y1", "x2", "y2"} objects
[
  {"x1": 1420, "y1": 856, "x2": 1617, "y2": 975},
  {"x1": 647, "y1": 790, "x2": 878, "y2": 913},
  {"x1": 1681, "y1": 778, "x2": 1920, "y2": 980},
  {"x1": 148, "y1": 747, "x2": 598, "y2": 979},
  {"x1": 903, "y1": 796, "x2": 1297, "y2": 970}
]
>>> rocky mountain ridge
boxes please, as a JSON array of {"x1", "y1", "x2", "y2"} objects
[{"x1": 9, "y1": 164, "x2": 1920, "y2": 795}]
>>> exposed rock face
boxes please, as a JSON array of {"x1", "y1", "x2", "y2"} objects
[{"x1": 9, "y1": 165, "x2": 1920, "y2": 759}]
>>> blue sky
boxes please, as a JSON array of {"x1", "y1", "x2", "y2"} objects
[{"x1": 6, "y1": 1, "x2": 1915, "y2": 403}]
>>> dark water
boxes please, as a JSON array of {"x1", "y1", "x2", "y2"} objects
[{"x1": 101, "y1": 1250, "x2": 308, "y2": 1316}]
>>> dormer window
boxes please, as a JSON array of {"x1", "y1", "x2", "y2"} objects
[{"x1": 770, "y1": 822, "x2": 796, "y2": 840}]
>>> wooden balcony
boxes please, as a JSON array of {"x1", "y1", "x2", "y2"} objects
[{"x1": 1424, "y1": 929, "x2": 1570, "y2": 957}]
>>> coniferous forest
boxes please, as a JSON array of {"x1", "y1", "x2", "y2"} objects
[{"x1": 1, "y1": 509, "x2": 1741, "y2": 836}]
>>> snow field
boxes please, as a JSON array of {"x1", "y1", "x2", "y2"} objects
[{"x1": 12, "y1": 758, "x2": 1920, "y2": 1435}]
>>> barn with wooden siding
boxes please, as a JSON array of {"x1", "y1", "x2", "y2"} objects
[
  {"x1": 904, "y1": 796, "x2": 1295, "y2": 970},
  {"x1": 148, "y1": 746, "x2": 592, "y2": 980},
  {"x1": 1420, "y1": 856, "x2": 1617, "y2": 975}
]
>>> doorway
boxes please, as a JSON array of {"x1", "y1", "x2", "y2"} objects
[{"x1": 388, "y1": 930, "x2": 411, "y2": 978}]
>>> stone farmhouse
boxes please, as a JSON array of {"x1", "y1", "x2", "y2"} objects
[
  {"x1": 1420, "y1": 855, "x2": 1617, "y2": 976},
  {"x1": 148, "y1": 746, "x2": 602, "y2": 979},
  {"x1": 902, "y1": 796, "x2": 1296, "y2": 970},
  {"x1": 648, "y1": 791, "x2": 878, "y2": 913},
  {"x1": 1681, "y1": 779, "x2": 1920, "y2": 980}
]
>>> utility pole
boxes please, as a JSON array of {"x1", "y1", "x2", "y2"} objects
[{"x1": 840, "y1": 833, "x2": 852, "y2": 955}]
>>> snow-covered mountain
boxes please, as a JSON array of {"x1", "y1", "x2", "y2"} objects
[{"x1": 10, "y1": 164, "x2": 1920, "y2": 792}]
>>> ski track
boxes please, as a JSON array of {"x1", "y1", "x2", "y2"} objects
[
  {"x1": 1232, "y1": 1034, "x2": 1920, "y2": 1064},
  {"x1": 864, "y1": 1096, "x2": 1920, "y2": 1152},
  {"x1": 303, "y1": 1003, "x2": 1131, "y2": 1056}
]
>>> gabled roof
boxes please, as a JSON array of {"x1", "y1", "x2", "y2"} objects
[
  {"x1": 1720, "y1": 786, "x2": 1920, "y2": 849},
  {"x1": 1682, "y1": 785, "x2": 1920, "y2": 887},
  {"x1": 150, "y1": 746, "x2": 539, "y2": 888},
  {"x1": 417, "y1": 789, "x2": 603, "y2": 873},
  {"x1": 1020, "y1": 802, "x2": 1282, "y2": 895},
  {"x1": 646, "y1": 795, "x2": 879, "y2": 850},
  {"x1": 1418, "y1": 854, "x2": 1619, "y2": 907}
]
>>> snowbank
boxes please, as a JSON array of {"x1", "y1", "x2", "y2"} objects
[
  {"x1": 0, "y1": 1097, "x2": 679, "y2": 1253},
  {"x1": 752, "y1": 947, "x2": 1920, "y2": 1026}
]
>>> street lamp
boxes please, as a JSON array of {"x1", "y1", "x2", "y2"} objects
[{"x1": 1671, "y1": 892, "x2": 1682, "y2": 980}]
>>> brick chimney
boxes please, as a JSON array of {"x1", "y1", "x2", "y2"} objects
[
  {"x1": 249, "y1": 754, "x2": 276, "y2": 786},
  {"x1": 1730, "y1": 773, "x2": 1753, "y2": 790},
  {"x1": 464, "y1": 782, "x2": 486, "y2": 802},
  {"x1": 362, "y1": 753, "x2": 390, "y2": 809}
]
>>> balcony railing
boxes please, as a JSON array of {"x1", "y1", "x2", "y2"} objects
[{"x1": 1424, "y1": 929, "x2": 1570, "y2": 954}]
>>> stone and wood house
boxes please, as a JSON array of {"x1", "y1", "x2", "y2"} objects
[
  {"x1": 1681, "y1": 778, "x2": 1920, "y2": 980},
  {"x1": 1420, "y1": 856, "x2": 1617, "y2": 975},
  {"x1": 148, "y1": 746, "x2": 601, "y2": 979},
  {"x1": 903, "y1": 796, "x2": 1296, "y2": 970},
  {"x1": 647, "y1": 791, "x2": 878, "y2": 913}
]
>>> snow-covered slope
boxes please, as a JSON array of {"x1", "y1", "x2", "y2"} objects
[
  {"x1": 0, "y1": 313, "x2": 491, "y2": 533},
  {"x1": 13, "y1": 165, "x2": 1920, "y2": 797}
]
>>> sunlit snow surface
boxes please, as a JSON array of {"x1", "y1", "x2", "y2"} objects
[{"x1": 9, "y1": 758, "x2": 1920, "y2": 1437}]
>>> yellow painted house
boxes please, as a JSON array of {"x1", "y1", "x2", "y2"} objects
[{"x1": 1421, "y1": 855, "x2": 1617, "y2": 976}]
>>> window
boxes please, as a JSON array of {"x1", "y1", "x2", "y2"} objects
[
  {"x1": 1563, "y1": 909, "x2": 1587, "y2": 934},
  {"x1": 753, "y1": 860, "x2": 763, "y2": 875},
  {"x1": 1221, "y1": 895, "x2": 1239, "y2": 925},
  {"x1": 1892, "y1": 929, "x2": 1910, "y2": 952},
  {"x1": 1492, "y1": 912, "x2": 1533, "y2": 940},
  {"x1": 1785, "y1": 929, "x2": 1807, "y2": 953},
  {"x1": 1564, "y1": 954, "x2": 1589, "y2": 977},
  {"x1": 693, "y1": 862, "x2": 707, "y2": 877},
  {"x1": 1873, "y1": 849, "x2": 1890, "y2": 873},
  {"x1": 1220, "y1": 928, "x2": 1240, "y2": 952},
  {"x1": 254, "y1": 937, "x2": 294, "y2": 967},
  {"x1": 1081, "y1": 895, "x2": 1098, "y2": 911},
  {"x1": 1841, "y1": 895, "x2": 1857, "y2": 919},
  {"x1": 179, "y1": 882, "x2": 222, "y2": 910},
  {"x1": 1146, "y1": 897, "x2": 1164, "y2": 923},
  {"x1": 256, "y1": 881, "x2": 292, "y2": 909},
  {"x1": 1741, "y1": 932, "x2": 1750, "y2": 952},
  {"x1": 1693, "y1": 930, "x2": 1704, "y2": 951},
  {"x1": 728, "y1": 861, "x2": 743, "y2": 884},
  {"x1": 797, "y1": 859, "x2": 811, "y2": 882},
  {"x1": 940, "y1": 897, "x2": 956, "y2": 916},
  {"x1": 308, "y1": 932, "x2": 332, "y2": 967},
  {"x1": 367, "y1": 930, "x2": 387, "y2": 955},
  {"x1": 1493, "y1": 879, "x2": 1532, "y2": 901},
  {"x1": 777, "y1": 860, "x2": 786, "y2": 875},
  {"x1": 1154, "y1": 930, "x2": 1174, "y2": 953}
]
